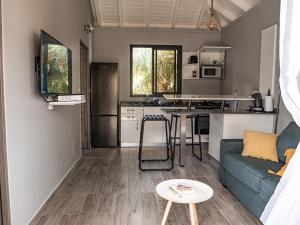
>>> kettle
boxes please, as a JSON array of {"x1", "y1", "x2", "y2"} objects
[{"x1": 251, "y1": 91, "x2": 263, "y2": 112}]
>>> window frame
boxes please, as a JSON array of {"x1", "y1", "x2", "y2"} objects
[{"x1": 130, "y1": 44, "x2": 182, "y2": 97}]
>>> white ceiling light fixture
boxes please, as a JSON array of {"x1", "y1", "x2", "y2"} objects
[{"x1": 207, "y1": 0, "x2": 219, "y2": 31}]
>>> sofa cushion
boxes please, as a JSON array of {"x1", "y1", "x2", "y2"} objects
[
  {"x1": 242, "y1": 130, "x2": 278, "y2": 162},
  {"x1": 277, "y1": 122, "x2": 300, "y2": 162},
  {"x1": 260, "y1": 175, "x2": 280, "y2": 202},
  {"x1": 223, "y1": 153, "x2": 282, "y2": 192}
]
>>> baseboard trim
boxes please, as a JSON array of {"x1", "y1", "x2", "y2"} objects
[{"x1": 27, "y1": 154, "x2": 82, "y2": 224}]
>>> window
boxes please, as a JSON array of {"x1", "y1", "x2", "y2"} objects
[{"x1": 130, "y1": 45, "x2": 182, "y2": 96}]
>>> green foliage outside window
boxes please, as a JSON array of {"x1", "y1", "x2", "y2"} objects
[
  {"x1": 156, "y1": 50, "x2": 176, "y2": 93},
  {"x1": 131, "y1": 46, "x2": 181, "y2": 96},
  {"x1": 132, "y1": 48, "x2": 152, "y2": 95}
]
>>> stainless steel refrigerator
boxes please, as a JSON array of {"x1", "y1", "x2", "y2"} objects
[{"x1": 91, "y1": 63, "x2": 118, "y2": 147}]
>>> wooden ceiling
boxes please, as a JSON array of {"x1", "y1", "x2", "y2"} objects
[{"x1": 90, "y1": 0, "x2": 264, "y2": 30}]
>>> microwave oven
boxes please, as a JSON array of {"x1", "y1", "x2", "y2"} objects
[{"x1": 200, "y1": 66, "x2": 222, "y2": 78}]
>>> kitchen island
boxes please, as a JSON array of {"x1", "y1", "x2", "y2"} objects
[{"x1": 120, "y1": 97, "x2": 276, "y2": 165}]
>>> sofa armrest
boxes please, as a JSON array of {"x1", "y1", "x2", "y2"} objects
[{"x1": 219, "y1": 139, "x2": 244, "y2": 185}]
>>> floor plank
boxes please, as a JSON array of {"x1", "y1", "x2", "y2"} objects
[{"x1": 30, "y1": 146, "x2": 262, "y2": 225}]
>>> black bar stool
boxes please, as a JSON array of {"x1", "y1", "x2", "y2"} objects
[
  {"x1": 139, "y1": 115, "x2": 173, "y2": 171},
  {"x1": 169, "y1": 112, "x2": 203, "y2": 162}
]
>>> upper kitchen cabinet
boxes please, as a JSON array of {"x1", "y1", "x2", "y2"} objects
[
  {"x1": 182, "y1": 46, "x2": 231, "y2": 80},
  {"x1": 198, "y1": 45, "x2": 231, "y2": 80}
]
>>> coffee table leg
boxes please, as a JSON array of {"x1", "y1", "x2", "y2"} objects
[
  {"x1": 189, "y1": 203, "x2": 199, "y2": 225},
  {"x1": 161, "y1": 201, "x2": 172, "y2": 225},
  {"x1": 193, "y1": 204, "x2": 199, "y2": 224}
]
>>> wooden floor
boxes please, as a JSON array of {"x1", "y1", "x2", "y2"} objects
[{"x1": 30, "y1": 145, "x2": 262, "y2": 225}]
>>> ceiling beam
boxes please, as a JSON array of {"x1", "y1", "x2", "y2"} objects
[
  {"x1": 93, "y1": 0, "x2": 102, "y2": 26},
  {"x1": 214, "y1": 8, "x2": 232, "y2": 23},
  {"x1": 171, "y1": 0, "x2": 180, "y2": 28},
  {"x1": 118, "y1": 0, "x2": 123, "y2": 27},
  {"x1": 198, "y1": 0, "x2": 221, "y2": 30},
  {"x1": 196, "y1": 8, "x2": 205, "y2": 29},
  {"x1": 214, "y1": 10, "x2": 231, "y2": 27},
  {"x1": 213, "y1": 0, "x2": 244, "y2": 21},
  {"x1": 90, "y1": 0, "x2": 99, "y2": 26},
  {"x1": 146, "y1": 0, "x2": 151, "y2": 27},
  {"x1": 225, "y1": 0, "x2": 255, "y2": 11}
]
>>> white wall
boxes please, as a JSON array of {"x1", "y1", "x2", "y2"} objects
[
  {"x1": 92, "y1": 29, "x2": 222, "y2": 101},
  {"x1": 221, "y1": 0, "x2": 293, "y2": 132},
  {"x1": 2, "y1": 0, "x2": 92, "y2": 224}
]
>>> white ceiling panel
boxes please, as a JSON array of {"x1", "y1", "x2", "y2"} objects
[
  {"x1": 149, "y1": 0, "x2": 175, "y2": 26},
  {"x1": 90, "y1": 0, "x2": 265, "y2": 30},
  {"x1": 123, "y1": 0, "x2": 147, "y2": 25},
  {"x1": 97, "y1": 0, "x2": 119, "y2": 26},
  {"x1": 175, "y1": 0, "x2": 202, "y2": 28}
]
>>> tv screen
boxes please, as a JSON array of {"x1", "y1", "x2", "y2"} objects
[{"x1": 40, "y1": 30, "x2": 72, "y2": 95}]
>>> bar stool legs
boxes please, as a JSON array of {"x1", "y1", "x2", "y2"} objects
[
  {"x1": 169, "y1": 114, "x2": 178, "y2": 162},
  {"x1": 192, "y1": 117, "x2": 203, "y2": 161},
  {"x1": 139, "y1": 115, "x2": 173, "y2": 171},
  {"x1": 170, "y1": 114, "x2": 203, "y2": 162}
]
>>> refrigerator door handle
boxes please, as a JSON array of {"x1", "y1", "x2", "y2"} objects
[{"x1": 91, "y1": 114, "x2": 118, "y2": 117}]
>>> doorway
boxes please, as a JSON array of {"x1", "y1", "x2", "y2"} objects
[
  {"x1": 80, "y1": 41, "x2": 90, "y2": 149},
  {"x1": 0, "y1": 1, "x2": 11, "y2": 224}
]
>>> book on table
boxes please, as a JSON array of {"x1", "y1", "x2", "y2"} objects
[{"x1": 169, "y1": 183, "x2": 196, "y2": 195}]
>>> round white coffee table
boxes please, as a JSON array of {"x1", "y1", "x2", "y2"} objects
[{"x1": 156, "y1": 179, "x2": 214, "y2": 225}]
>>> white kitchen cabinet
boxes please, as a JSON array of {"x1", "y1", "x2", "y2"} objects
[
  {"x1": 209, "y1": 113, "x2": 276, "y2": 161},
  {"x1": 121, "y1": 120, "x2": 140, "y2": 146},
  {"x1": 121, "y1": 106, "x2": 209, "y2": 147},
  {"x1": 120, "y1": 108, "x2": 141, "y2": 147},
  {"x1": 121, "y1": 106, "x2": 166, "y2": 147},
  {"x1": 121, "y1": 107, "x2": 141, "y2": 114}
]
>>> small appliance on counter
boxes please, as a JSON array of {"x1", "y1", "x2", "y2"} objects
[
  {"x1": 249, "y1": 91, "x2": 263, "y2": 112},
  {"x1": 188, "y1": 55, "x2": 198, "y2": 64}
]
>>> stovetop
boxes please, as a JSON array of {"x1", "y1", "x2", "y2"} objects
[{"x1": 194, "y1": 101, "x2": 222, "y2": 110}]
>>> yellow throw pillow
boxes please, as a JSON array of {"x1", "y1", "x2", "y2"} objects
[
  {"x1": 242, "y1": 130, "x2": 278, "y2": 162},
  {"x1": 268, "y1": 148, "x2": 296, "y2": 176}
]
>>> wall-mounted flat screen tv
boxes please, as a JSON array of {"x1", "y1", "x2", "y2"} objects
[{"x1": 40, "y1": 30, "x2": 72, "y2": 95}]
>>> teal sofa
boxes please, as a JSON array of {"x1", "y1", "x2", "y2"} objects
[{"x1": 219, "y1": 122, "x2": 300, "y2": 218}]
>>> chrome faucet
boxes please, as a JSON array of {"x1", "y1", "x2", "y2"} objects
[{"x1": 145, "y1": 94, "x2": 151, "y2": 103}]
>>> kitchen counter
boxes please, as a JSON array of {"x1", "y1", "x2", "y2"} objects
[
  {"x1": 120, "y1": 100, "x2": 276, "y2": 164},
  {"x1": 161, "y1": 108, "x2": 276, "y2": 115},
  {"x1": 209, "y1": 113, "x2": 276, "y2": 161},
  {"x1": 120, "y1": 101, "x2": 184, "y2": 107},
  {"x1": 120, "y1": 101, "x2": 276, "y2": 115},
  {"x1": 163, "y1": 94, "x2": 254, "y2": 101}
]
